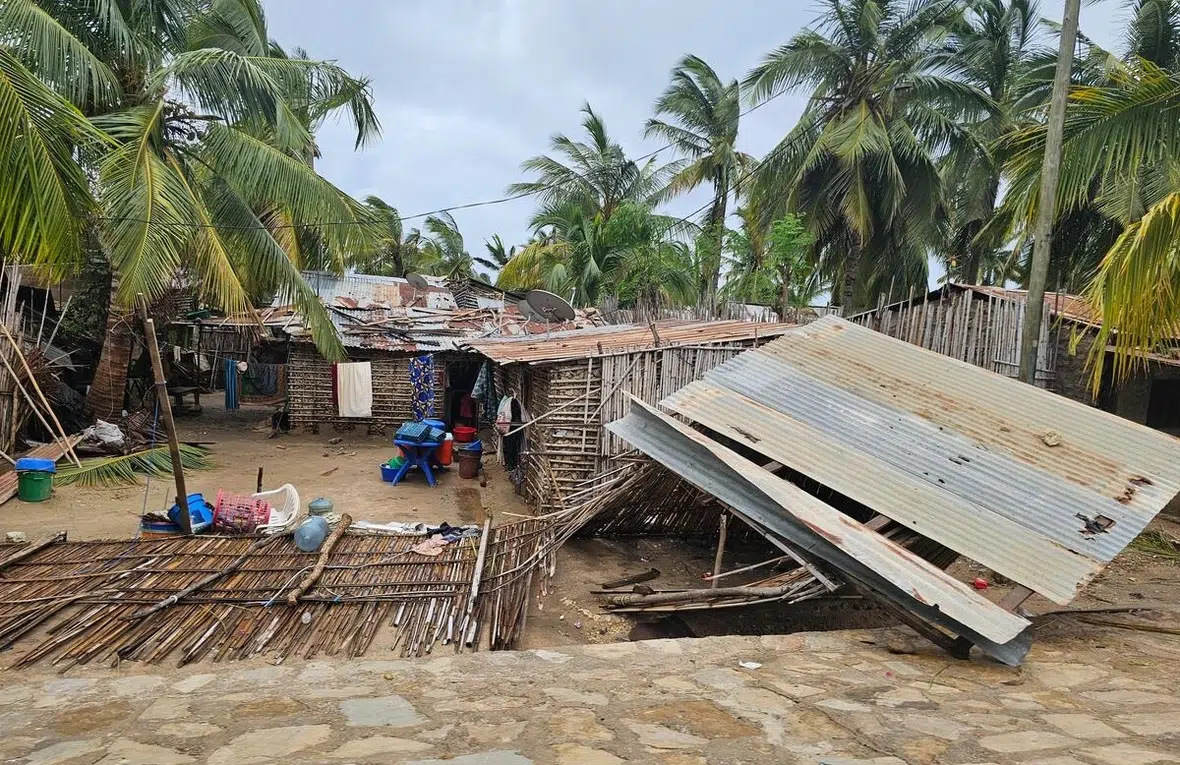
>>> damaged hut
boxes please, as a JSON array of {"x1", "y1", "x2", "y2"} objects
[
  {"x1": 581, "y1": 315, "x2": 1180, "y2": 664},
  {"x1": 462, "y1": 320, "x2": 794, "y2": 511},
  {"x1": 275, "y1": 272, "x2": 600, "y2": 431}
]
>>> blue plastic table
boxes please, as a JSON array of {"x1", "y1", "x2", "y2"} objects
[{"x1": 391, "y1": 439, "x2": 443, "y2": 487}]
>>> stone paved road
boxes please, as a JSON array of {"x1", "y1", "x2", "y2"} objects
[{"x1": 1, "y1": 624, "x2": 1177, "y2": 764}]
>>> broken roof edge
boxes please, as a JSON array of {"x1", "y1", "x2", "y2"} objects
[
  {"x1": 607, "y1": 396, "x2": 1032, "y2": 666},
  {"x1": 462, "y1": 320, "x2": 796, "y2": 364}
]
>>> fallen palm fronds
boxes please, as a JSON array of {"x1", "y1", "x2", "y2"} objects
[
  {"x1": 1130, "y1": 530, "x2": 1180, "y2": 562},
  {"x1": 55, "y1": 444, "x2": 212, "y2": 487}
]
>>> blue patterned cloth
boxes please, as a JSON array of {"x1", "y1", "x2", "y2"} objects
[{"x1": 409, "y1": 354, "x2": 435, "y2": 420}]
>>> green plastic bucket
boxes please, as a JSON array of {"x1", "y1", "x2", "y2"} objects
[{"x1": 17, "y1": 471, "x2": 53, "y2": 502}]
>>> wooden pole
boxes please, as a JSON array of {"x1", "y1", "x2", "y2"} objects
[
  {"x1": 0, "y1": 323, "x2": 81, "y2": 467},
  {"x1": 44, "y1": 295, "x2": 72, "y2": 348},
  {"x1": 136, "y1": 296, "x2": 192, "y2": 536},
  {"x1": 710, "y1": 512, "x2": 729, "y2": 589},
  {"x1": 256, "y1": 466, "x2": 264, "y2": 493},
  {"x1": 287, "y1": 514, "x2": 352, "y2": 604}
]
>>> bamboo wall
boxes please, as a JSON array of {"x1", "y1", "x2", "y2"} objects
[
  {"x1": 851, "y1": 288, "x2": 1058, "y2": 385},
  {"x1": 502, "y1": 340, "x2": 762, "y2": 513},
  {"x1": 287, "y1": 344, "x2": 446, "y2": 429}
]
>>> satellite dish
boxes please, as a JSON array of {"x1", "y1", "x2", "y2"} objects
[
  {"x1": 517, "y1": 299, "x2": 539, "y2": 320},
  {"x1": 526, "y1": 290, "x2": 575, "y2": 323},
  {"x1": 406, "y1": 272, "x2": 430, "y2": 290}
]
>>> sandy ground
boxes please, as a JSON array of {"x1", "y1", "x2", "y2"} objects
[{"x1": 2, "y1": 398, "x2": 1178, "y2": 653}]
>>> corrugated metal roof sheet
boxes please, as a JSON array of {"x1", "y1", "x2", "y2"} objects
[
  {"x1": 606, "y1": 315, "x2": 1180, "y2": 663},
  {"x1": 275, "y1": 272, "x2": 599, "y2": 352},
  {"x1": 608, "y1": 398, "x2": 1033, "y2": 665},
  {"x1": 463, "y1": 320, "x2": 794, "y2": 364},
  {"x1": 656, "y1": 316, "x2": 1180, "y2": 603}
]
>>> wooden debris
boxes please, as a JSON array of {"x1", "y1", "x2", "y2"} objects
[{"x1": 287, "y1": 515, "x2": 353, "y2": 605}]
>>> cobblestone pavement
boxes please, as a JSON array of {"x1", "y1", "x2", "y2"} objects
[{"x1": 1, "y1": 624, "x2": 1177, "y2": 765}]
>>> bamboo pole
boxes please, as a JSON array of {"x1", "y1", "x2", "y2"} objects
[
  {"x1": 287, "y1": 514, "x2": 352, "y2": 604},
  {"x1": 136, "y1": 296, "x2": 191, "y2": 535},
  {"x1": 0, "y1": 338, "x2": 79, "y2": 466},
  {"x1": 0, "y1": 323, "x2": 80, "y2": 466},
  {"x1": 0, "y1": 531, "x2": 66, "y2": 572},
  {"x1": 126, "y1": 534, "x2": 284, "y2": 620},
  {"x1": 710, "y1": 512, "x2": 729, "y2": 589}
]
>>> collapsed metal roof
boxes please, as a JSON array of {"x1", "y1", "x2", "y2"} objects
[
  {"x1": 276, "y1": 272, "x2": 600, "y2": 352},
  {"x1": 607, "y1": 316, "x2": 1180, "y2": 664},
  {"x1": 463, "y1": 320, "x2": 794, "y2": 364}
]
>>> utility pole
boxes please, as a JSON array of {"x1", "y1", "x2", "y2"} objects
[{"x1": 1019, "y1": 0, "x2": 1081, "y2": 384}]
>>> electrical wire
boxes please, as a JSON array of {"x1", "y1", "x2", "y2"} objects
[{"x1": 90, "y1": 89, "x2": 793, "y2": 232}]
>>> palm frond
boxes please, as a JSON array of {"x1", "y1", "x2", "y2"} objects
[
  {"x1": 57, "y1": 445, "x2": 214, "y2": 487},
  {"x1": 0, "y1": 0, "x2": 121, "y2": 106},
  {"x1": 0, "y1": 48, "x2": 106, "y2": 274}
]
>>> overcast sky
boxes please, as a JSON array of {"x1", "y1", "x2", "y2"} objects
[{"x1": 263, "y1": 0, "x2": 1128, "y2": 286}]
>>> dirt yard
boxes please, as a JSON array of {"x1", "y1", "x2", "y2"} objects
[{"x1": 2, "y1": 398, "x2": 1178, "y2": 653}]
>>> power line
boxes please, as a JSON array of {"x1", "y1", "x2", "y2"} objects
[{"x1": 93, "y1": 89, "x2": 793, "y2": 232}]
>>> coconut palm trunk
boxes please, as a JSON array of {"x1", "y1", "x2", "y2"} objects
[
  {"x1": 703, "y1": 186, "x2": 728, "y2": 306},
  {"x1": 84, "y1": 275, "x2": 134, "y2": 421},
  {"x1": 840, "y1": 239, "x2": 862, "y2": 313}
]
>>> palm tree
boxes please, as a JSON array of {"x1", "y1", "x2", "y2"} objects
[
  {"x1": 497, "y1": 200, "x2": 689, "y2": 307},
  {"x1": 745, "y1": 0, "x2": 985, "y2": 311},
  {"x1": 940, "y1": 0, "x2": 1039, "y2": 285},
  {"x1": 475, "y1": 234, "x2": 516, "y2": 274},
  {"x1": 419, "y1": 212, "x2": 474, "y2": 279},
  {"x1": 646, "y1": 55, "x2": 755, "y2": 304},
  {"x1": 509, "y1": 103, "x2": 671, "y2": 220},
  {"x1": 355, "y1": 196, "x2": 425, "y2": 277},
  {"x1": 1001, "y1": 0, "x2": 1180, "y2": 390},
  {"x1": 2, "y1": 1, "x2": 382, "y2": 419}
]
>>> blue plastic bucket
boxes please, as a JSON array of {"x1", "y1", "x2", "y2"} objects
[
  {"x1": 459, "y1": 440, "x2": 482, "y2": 455},
  {"x1": 380, "y1": 463, "x2": 398, "y2": 482}
]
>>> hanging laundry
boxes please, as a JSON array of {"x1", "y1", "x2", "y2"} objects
[
  {"x1": 495, "y1": 395, "x2": 514, "y2": 435},
  {"x1": 472, "y1": 361, "x2": 497, "y2": 425},
  {"x1": 335, "y1": 361, "x2": 373, "y2": 418},
  {"x1": 224, "y1": 358, "x2": 239, "y2": 410},
  {"x1": 409, "y1": 354, "x2": 435, "y2": 420}
]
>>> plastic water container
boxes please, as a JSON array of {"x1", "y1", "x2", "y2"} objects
[
  {"x1": 15, "y1": 457, "x2": 56, "y2": 503},
  {"x1": 294, "y1": 516, "x2": 330, "y2": 552},
  {"x1": 308, "y1": 497, "x2": 334, "y2": 516}
]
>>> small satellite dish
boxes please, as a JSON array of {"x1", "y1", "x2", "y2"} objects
[
  {"x1": 526, "y1": 290, "x2": 575, "y2": 322},
  {"x1": 406, "y1": 272, "x2": 430, "y2": 290},
  {"x1": 517, "y1": 299, "x2": 539, "y2": 320}
]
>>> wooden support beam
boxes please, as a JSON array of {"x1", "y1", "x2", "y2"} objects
[
  {"x1": 136, "y1": 295, "x2": 191, "y2": 536},
  {"x1": 710, "y1": 512, "x2": 729, "y2": 589}
]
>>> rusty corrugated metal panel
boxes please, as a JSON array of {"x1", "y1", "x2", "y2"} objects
[
  {"x1": 660, "y1": 316, "x2": 1180, "y2": 610},
  {"x1": 464, "y1": 320, "x2": 794, "y2": 364},
  {"x1": 608, "y1": 398, "x2": 1033, "y2": 665},
  {"x1": 275, "y1": 272, "x2": 597, "y2": 352}
]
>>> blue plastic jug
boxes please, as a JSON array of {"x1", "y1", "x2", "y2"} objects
[{"x1": 294, "y1": 516, "x2": 330, "y2": 552}]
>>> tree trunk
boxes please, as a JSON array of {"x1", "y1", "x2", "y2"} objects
[
  {"x1": 701, "y1": 182, "x2": 728, "y2": 310},
  {"x1": 779, "y1": 261, "x2": 792, "y2": 323},
  {"x1": 839, "y1": 238, "x2": 862, "y2": 313},
  {"x1": 83, "y1": 275, "x2": 133, "y2": 421},
  {"x1": 1021, "y1": 0, "x2": 1081, "y2": 384}
]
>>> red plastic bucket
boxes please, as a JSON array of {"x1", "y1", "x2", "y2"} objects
[
  {"x1": 438, "y1": 434, "x2": 454, "y2": 466},
  {"x1": 453, "y1": 425, "x2": 477, "y2": 443}
]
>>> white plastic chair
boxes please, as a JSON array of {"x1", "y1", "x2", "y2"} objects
[{"x1": 254, "y1": 483, "x2": 302, "y2": 535}]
